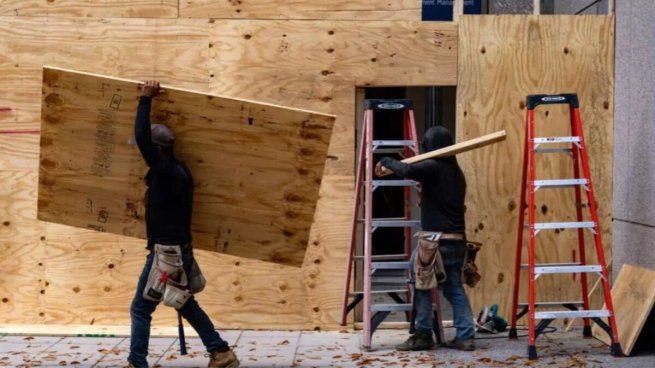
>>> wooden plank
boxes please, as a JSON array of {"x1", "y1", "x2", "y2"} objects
[
  {"x1": 180, "y1": 0, "x2": 421, "y2": 20},
  {"x1": 38, "y1": 66, "x2": 335, "y2": 267},
  {"x1": 403, "y1": 130, "x2": 507, "y2": 164},
  {"x1": 592, "y1": 264, "x2": 655, "y2": 355},
  {"x1": 457, "y1": 15, "x2": 615, "y2": 320},
  {"x1": 0, "y1": 0, "x2": 178, "y2": 18}
]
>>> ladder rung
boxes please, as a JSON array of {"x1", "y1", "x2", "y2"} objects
[
  {"x1": 372, "y1": 140, "x2": 416, "y2": 147},
  {"x1": 535, "y1": 148, "x2": 573, "y2": 154},
  {"x1": 533, "y1": 136, "x2": 581, "y2": 145},
  {"x1": 355, "y1": 254, "x2": 408, "y2": 261},
  {"x1": 535, "y1": 310, "x2": 610, "y2": 319},
  {"x1": 531, "y1": 222, "x2": 595, "y2": 230},
  {"x1": 533, "y1": 179, "x2": 588, "y2": 189},
  {"x1": 371, "y1": 303, "x2": 413, "y2": 312},
  {"x1": 521, "y1": 264, "x2": 602, "y2": 274},
  {"x1": 372, "y1": 219, "x2": 420, "y2": 228},
  {"x1": 518, "y1": 301, "x2": 584, "y2": 308},
  {"x1": 371, "y1": 261, "x2": 410, "y2": 270},
  {"x1": 371, "y1": 180, "x2": 418, "y2": 187}
]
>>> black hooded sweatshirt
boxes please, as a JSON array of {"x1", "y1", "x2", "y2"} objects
[
  {"x1": 380, "y1": 126, "x2": 466, "y2": 234},
  {"x1": 135, "y1": 96, "x2": 193, "y2": 248}
]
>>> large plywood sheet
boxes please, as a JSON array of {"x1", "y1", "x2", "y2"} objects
[
  {"x1": 457, "y1": 15, "x2": 614, "y2": 319},
  {"x1": 0, "y1": 15, "x2": 455, "y2": 329},
  {"x1": 592, "y1": 264, "x2": 655, "y2": 356},
  {"x1": 39, "y1": 66, "x2": 335, "y2": 267}
]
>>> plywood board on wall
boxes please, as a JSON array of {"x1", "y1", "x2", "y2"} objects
[
  {"x1": 592, "y1": 264, "x2": 655, "y2": 356},
  {"x1": 1, "y1": 15, "x2": 458, "y2": 329},
  {"x1": 180, "y1": 0, "x2": 421, "y2": 20},
  {"x1": 38, "y1": 66, "x2": 335, "y2": 267},
  {"x1": 457, "y1": 15, "x2": 614, "y2": 319}
]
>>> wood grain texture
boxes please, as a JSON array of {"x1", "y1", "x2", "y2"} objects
[
  {"x1": 592, "y1": 264, "x2": 655, "y2": 355},
  {"x1": 180, "y1": 0, "x2": 421, "y2": 20},
  {"x1": 0, "y1": 0, "x2": 178, "y2": 18},
  {"x1": 457, "y1": 15, "x2": 615, "y2": 321},
  {"x1": 39, "y1": 66, "x2": 335, "y2": 266}
]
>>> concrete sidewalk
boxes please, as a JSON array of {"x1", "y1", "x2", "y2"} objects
[{"x1": 0, "y1": 328, "x2": 653, "y2": 367}]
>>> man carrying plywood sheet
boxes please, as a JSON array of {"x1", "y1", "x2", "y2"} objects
[
  {"x1": 377, "y1": 126, "x2": 476, "y2": 352},
  {"x1": 127, "y1": 81, "x2": 239, "y2": 368}
]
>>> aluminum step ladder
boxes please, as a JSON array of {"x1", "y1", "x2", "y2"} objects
[
  {"x1": 340, "y1": 98, "x2": 444, "y2": 350},
  {"x1": 508, "y1": 93, "x2": 622, "y2": 359}
]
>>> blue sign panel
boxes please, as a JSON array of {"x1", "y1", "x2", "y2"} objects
[{"x1": 422, "y1": 0, "x2": 482, "y2": 21}]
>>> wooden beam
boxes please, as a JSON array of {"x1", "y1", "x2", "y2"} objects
[
  {"x1": 534, "y1": 0, "x2": 541, "y2": 15},
  {"x1": 453, "y1": 0, "x2": 464, "y2": 22},
  {"x1": 39, "y1": 66, "x2": 335, "y2": 266},
  {"x1": 402, "y1": 130, "x2": 506, "y2": 164}
]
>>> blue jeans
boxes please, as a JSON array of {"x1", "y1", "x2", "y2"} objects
[
  {"x1": 128, "y1": 247, "x2": 228, "y2": 367},
  {"x1": 410, "y1": 239, "x2": 475, "y2": 340}
]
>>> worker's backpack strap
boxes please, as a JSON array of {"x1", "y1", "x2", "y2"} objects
[
  {"x1": 462, "y1": 240, "x2": 483, "y2": 288},
  {"x1": 413, "y1": 231, "x2": 446, "y2": 290}
]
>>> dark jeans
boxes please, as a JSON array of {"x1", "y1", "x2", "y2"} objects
[
  {"x1": 128, "y1": 247, "x2": 228, "y2": 367},
  {"x1": 409, "y1": 239, "x2": 476, "y2": 340}
]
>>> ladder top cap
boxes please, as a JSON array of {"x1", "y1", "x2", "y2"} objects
[
  {"x1": 526, "y1": 93, "x2": 579, "y2": 109},
  {"x1": 365, "y1": 99, "x2": 413, "y2": 110}
]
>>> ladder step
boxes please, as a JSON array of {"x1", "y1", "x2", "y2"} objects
[
  {"x1": 371, "y1": 179, "x2": 418, "y2": 187},
  {"x1": 350, "y1": 289, "x2": 408, "y2": 296},
  {"x1": 371, "y1": 261, "x2": 410, "y2": 270},
  {"x1": 534, "y1": 265, "x2": 601, "y2": 274},
  {"x1": 373, "y1": 140, "x2": 416, "y2": 147},
  {"x1": 535, "y1": 310, "x2": 610, "y2": 319},
  {"x1": 371, "y1": 303, "x2": 413, "y2": 312},
  {"x1": 520, "y1": 263, "x2": 602, "y2": 274},
  {"x1": 533, "y1": 179, "x2": 588, "y2": 189},
  {"x1": 518, "y1": 301, "x2": 584, "y2": 308},
  {"x1": 355, "y1": 254, "x2": 408, "y2": 261},
  {"x1": 533, "y1": 136, "x2": 581, "y2": 145},
  {"x1": 372, "y1": 219, "x2": 421, "y2": 228},
  {"x1": 530, "y1": 221, "x2": 595, "y2": 230}
]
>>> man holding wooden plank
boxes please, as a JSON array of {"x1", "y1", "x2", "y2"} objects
[
  {"x1": 376, "y1": 126, "x2": 482, "y2": 352},
  {"x1": 127, "y1": 81, "x2": 240, "y2": 368}
]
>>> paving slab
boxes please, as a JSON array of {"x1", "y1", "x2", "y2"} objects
[{"x1": 0, "y1": 329, "x2": 653, "y2": 367}]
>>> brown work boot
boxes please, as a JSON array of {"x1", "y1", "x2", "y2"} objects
[
  {"x1": 208, "y1": 349, "x2": 240, "y2": 368},
  {"x1": 395, "y1": 332, "x2": 435, "y2": 351},
  {"x1": 444, "y1": 337, "x2": 475, "y2": 351}
]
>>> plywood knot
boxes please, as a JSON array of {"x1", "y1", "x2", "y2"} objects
[{"x1": 44, "y1": 93, "x2": 64, "y2": 107}]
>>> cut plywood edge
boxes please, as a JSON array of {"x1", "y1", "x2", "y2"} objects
[
  {"x1": 38, "y1": 66, "x2": 335, "y2": 267},
  {"x1": 592, "y1": 264, "x2": 655, "y2": 356}
]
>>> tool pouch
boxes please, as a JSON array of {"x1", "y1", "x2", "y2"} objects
[
  {"x1": 413, "y1": 232, "x2": 446, "y2": 290},
  {"x1": 143, "y1": 244, "x2": 185, "y2": 302},
  {"x1": 187, "y1": 259, "x2": 206, "y2": 294},
  {"x1": 462, "y1": 240, "x2": 483, "y2": 288},
  {"x1": 163, "y1": 277, "x2": 192, "y2": 310}
]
